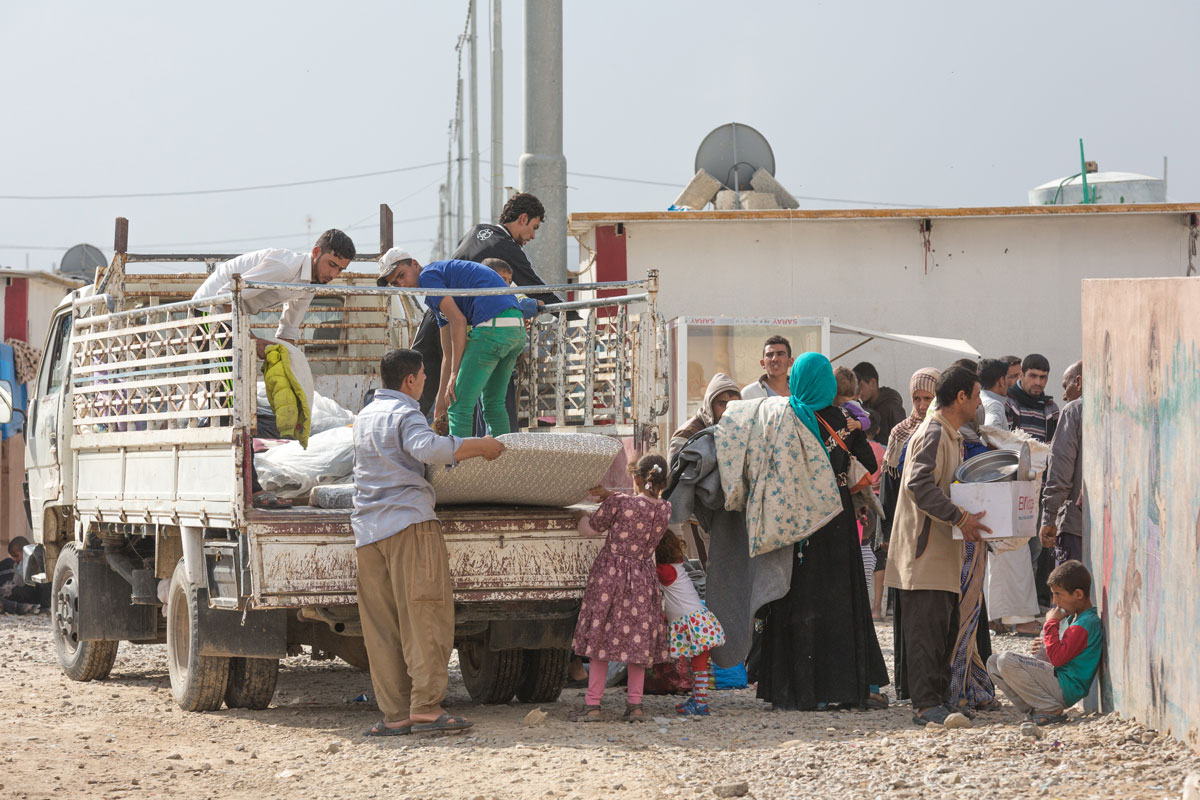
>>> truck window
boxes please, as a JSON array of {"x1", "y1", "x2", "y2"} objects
[{"x1": 43, "y1": 313, "x2": 73, "y2": 395}]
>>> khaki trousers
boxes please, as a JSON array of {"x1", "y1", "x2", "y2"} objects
[
  {"x1": 987, "y1": 651, "x2": 1066, "y2": 716},
  {"x1": 355, "y1": 520, "x2": 454, "y2": 721}
]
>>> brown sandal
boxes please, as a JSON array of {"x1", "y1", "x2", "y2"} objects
[
  {"x1": 623, "y1": 703, "x2": 647, "y2": 723},
  {"x1": 568, "y1": 704, "x2": 603, "y2": 722}
]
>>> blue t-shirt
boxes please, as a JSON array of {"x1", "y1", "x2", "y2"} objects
[{"x1": 418, "y1": 259, "x2": 521, "y2": 327}]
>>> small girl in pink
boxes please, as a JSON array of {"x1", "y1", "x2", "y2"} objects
[
  {"x1": 655, "y1": 530, "x2": 726, "y2": 715},
  {"x1": 570, "y1": 454, "x2": 672, "y2": 722}
]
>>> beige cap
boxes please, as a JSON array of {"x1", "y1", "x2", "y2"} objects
[{"x1": 377, "y1": 247, "x2": 414, "y2": 285}]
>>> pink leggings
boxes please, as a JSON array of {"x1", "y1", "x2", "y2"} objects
[{"x1": 585, "y1": 660, "x2": 646, "y2": 706}]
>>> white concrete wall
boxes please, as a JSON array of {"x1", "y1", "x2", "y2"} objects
[
  {"x1": 26, "y1": 280, "x2": 74, "y2": 348},
  {"x1": 583, "y1": 212, "x2": 1192, "y2": 403}
]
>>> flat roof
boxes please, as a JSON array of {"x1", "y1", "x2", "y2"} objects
[
  {"x1": 0, "y1": 268, "x2": 88, "y2": 290},
  {"x1": 567, "y1": 202, "x2": 1200, "y2": 233}
]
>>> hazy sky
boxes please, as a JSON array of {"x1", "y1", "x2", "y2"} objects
[{"x1": 2, "y1": 1, "x2": 1196, "y2": 272}]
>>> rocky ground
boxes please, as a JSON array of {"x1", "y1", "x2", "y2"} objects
[{"x1": 1, "y1": 612, "x2": 1197, "y2": 800}]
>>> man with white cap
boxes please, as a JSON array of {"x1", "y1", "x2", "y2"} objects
[
  {"x1": 191, "y1": 229, "x2": 355, "y2": 357},
  {"x1": 378, "y1": 250, "x2": 525, "y2": 438}
]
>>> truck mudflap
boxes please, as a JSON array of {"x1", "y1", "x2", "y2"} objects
[
  {"x1": 193, "y1": 595, "x2": 288, "y2": 659},
  {"x1": 244, "y1": 505, "x2": 604, "y2": 607},
  {"x1": 73, "y1": 548, "x2": 158, "y2": 642}
]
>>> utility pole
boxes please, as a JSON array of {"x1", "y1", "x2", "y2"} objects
[
  {"x1": 519, "y1": 0, "x2": 566, "y2": 286},
  {"x1": 456, "y1": 75, "x2": 466, "y2": 243},
  {"x1": 436, "y1": 184, "x2": 447, "y2": 259},
  {"x1": 469, "y1": 0, "x2": 480, "y2": 227},
  {"x1": 490, "y1": 0, "x2": 504, "y2": 220}
]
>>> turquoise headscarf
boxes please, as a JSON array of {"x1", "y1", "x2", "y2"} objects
[{"x1": 788, "y1": 352, "x2": 837, "y2": 455}]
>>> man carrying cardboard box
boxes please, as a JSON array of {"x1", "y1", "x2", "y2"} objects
[{"x1": 884, "y1": 366, "x2": 991, "y2": 726}]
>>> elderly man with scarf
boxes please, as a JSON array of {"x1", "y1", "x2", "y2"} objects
[
  {"x1": 755, "y1": 353, "x2": 890, "y2": 711},
  {"x1": 669, "y1": 373, "x2": 741, "y2": 463},
  {"x1": 874, "y1": 367, "x2": 940, "y2": 620}
]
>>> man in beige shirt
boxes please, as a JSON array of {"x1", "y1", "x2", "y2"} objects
[{"x1": 884, "y1": 366, "x2": 990, "y2": 725}]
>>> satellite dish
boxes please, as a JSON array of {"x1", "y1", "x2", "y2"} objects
[
  {"x1": 60, "y1": 243, "x2": 107, "y2": 282},
  {"x1": 695, "y1": 123, "x2": 776, "y2": 192}
]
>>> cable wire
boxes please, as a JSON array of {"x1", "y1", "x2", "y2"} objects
[{"x1": 0, "y1": 161, "x2": 444, "y2": 201}]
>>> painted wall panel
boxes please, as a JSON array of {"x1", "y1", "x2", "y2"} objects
[{"x1": 1082, "y1": 276, "x2": 1200, "y2": 753}]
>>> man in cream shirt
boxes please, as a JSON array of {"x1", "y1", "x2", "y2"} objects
[{"x1": 191, "y1": 229, "x2": 355, "y2": 357}]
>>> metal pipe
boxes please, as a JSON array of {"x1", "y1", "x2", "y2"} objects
[
  {"x1": 1079, "y1": 139, "x2": 1090, "y2": 204},
  {"x1": 180, "y1": 525, "x2": 205, "y2": 589},
  {"x1": 239, "y1": 278, "x2": 648, "y2": 296},
  {"x1": 542, "y1": 293, "x2": 647, "y2": 312},
  {"x1": 73, "y1": 292, "x2": 235, "y2": 327},
  {"x1": 519, "y1": 0, "x2": 567, "y2": 286},
  {"x1": 469, "y1": 0, "x2": 480, "y2": 227},
  {"x1": 490, "y1": 0, "x2": 504, "y2": 220}
]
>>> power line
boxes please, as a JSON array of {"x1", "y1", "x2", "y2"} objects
[
  {"x1": 0, "y1": 214, "x2": 439, "y2": 252},
  {"x1": 0, "y1": 161, "x2": 444, "y2": 201},
  {"x1": 1, "y1": 153, "x2": 933, "y2": 208}
]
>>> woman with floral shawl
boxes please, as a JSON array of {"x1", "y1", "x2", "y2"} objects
[{"x1": 755, "y1": 353, "x2": 889, "y2": 710}]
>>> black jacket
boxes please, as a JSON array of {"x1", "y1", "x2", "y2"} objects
[{"x1": 411, "y1": 224, "x2": 561, "y2": 415}]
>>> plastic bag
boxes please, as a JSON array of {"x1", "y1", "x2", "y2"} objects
[
  {"x1": 254, "y1": 426, "x2": 354, "y2": 498},
  {"x1": 257, "y1": 382, "x2": 355, "y2": 435}
]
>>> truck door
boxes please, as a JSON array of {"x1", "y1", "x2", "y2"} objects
[{"x1": 24, "y1": 310, "x2": 74, "y2": 542}]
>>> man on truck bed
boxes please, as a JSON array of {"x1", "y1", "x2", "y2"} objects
[
  {"x1": 352, "y1": 348, "x2": 504, "y2": 736},
  {"x1": 378, "y1": 252, "x2": 526, "y2": 438},
  {"x1": 191, "y1": 229, "x2": 356, "y2": 357},
  {"x1": 409, "y1": 193, "x2": 561, "y2": 421}
]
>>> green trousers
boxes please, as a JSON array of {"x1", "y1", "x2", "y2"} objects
[{"x1": 448, "y1": 314, "x2": 526, "y2": 438}]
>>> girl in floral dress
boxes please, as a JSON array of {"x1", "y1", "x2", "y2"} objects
[
  {"x1": 570, "y1": 454, "x2": 672, "y2": 722},
  {"x1": 655, "y1": 530, "x2": 726, "y2": 716}
]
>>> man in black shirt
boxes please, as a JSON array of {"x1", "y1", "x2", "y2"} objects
[{"x1": 412, "y1": 193, "x2": 562, "y2": 423}]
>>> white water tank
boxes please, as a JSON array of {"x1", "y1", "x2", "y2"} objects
[{"x1": 1028, "y1": 171, "x2": 1166, "y2": 205}]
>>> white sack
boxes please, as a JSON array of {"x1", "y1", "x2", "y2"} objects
[
  {"x1": 257, "y1": 382, "x2": 355, "y2": 435},
  {"x1": 984, "y1": 546, "x2": 1041, "y2": 622},
  {"x1": 255, "y1": 426, "x2": 355, "y2": 498}
]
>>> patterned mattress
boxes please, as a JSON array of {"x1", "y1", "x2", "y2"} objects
[
  {"x1": 309, "y1": 432, "x2": 623, "y2": 509},
  {"x1": 427, "y1": 432, "x2": 622, "y2": 507}
]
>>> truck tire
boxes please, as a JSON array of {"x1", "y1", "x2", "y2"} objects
[
  {"x1": 52, "y1": 542, "x2": 119, "y2": 682},
  {"x1": 515, "y1": 648, "x2": 570, "y2": 704},
  {"x1": 166, "y1": 560, "x2": 230, "y2": 712},
  {"x1": 458, "y1": 638, "x2": 525, "y2": 704},
  {"x1": 224, "y1": 657, "x2": 279, "y2": 709}
]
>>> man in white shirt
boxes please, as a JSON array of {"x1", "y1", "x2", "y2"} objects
[
  {"x1": 978, "y1": 358, "x2": 1011, "y2": 428},
  {"x1": 740, "y1": 336, "x2": 793, "y2": 400},
  {"x1": 191, "y1": 229, "x2": 355, "y2": 357}
]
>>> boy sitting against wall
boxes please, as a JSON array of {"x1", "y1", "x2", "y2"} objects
[{"x1": 986, "y1": 560, "x2": 1103, "y2": 726}]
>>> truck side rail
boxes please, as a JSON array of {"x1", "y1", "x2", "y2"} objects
[
  {"x1": 239, "y1": 271, "x2": 668, "y2": 439},
  {"x1": 70, "y1": 291, "x2": 251, "y2": 442},
  {"x1": 69, "y1": 290, "x2": 254, "y2": 529}
]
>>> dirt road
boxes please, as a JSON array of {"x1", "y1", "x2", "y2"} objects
[{"x1": 1, "y1": 613, "x2": 1196, "y2": 800}]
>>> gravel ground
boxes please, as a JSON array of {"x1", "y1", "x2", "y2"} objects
[{"x1": 1, "y1": 612, "x2": 1197, "y2": 800}]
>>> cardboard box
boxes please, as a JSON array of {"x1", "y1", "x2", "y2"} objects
[{"x1": 951, "y1": 480, "x2": 1038, "y2": 540}]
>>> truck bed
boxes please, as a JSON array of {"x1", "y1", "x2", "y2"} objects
[{"x1": 244, "y1": 503, "x2": 604, "y2": 608}]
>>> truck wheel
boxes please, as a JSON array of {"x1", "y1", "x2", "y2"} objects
[
  {"x1": 52, "y1": 542, "x2": 119, "y2": 681},
  {"x1": 515, "y1": 648, "x2": 571, "y2": 703},
  {"x1": 166, "y1": 560, "x2": 230, "y2": 712},
  {"x1": 458, "y1": 638, "x2": 525, "y2": 704},
  {"x1": 225, "y1": 657, "x2": 279, "y2": 709}
]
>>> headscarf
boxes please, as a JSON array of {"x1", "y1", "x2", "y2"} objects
[
  {"x1": 788, "y1": 352, "x2": 837, "y2": 455},
  {"x1": 884, "y1": 367, "x2": 941, "y2": 475},
  {"x1": 671, "y1": 372, "x2": 741, "y2": 443}
]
